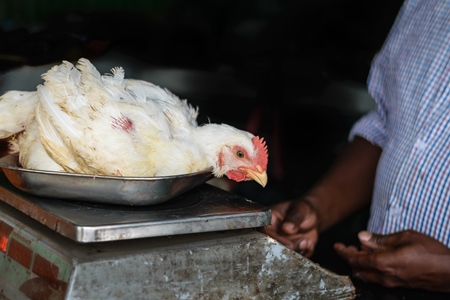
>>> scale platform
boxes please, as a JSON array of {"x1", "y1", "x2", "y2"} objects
[{"x1": 0, "y1": 173, "x2": 271, "y2": 242}]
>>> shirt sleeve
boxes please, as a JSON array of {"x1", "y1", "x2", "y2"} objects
[
  {"x1": 348, "y1": 108, "x2": 387, "y2": 148},
  {"x1": 348, "y1": 47, "x2": 389, "y2": 148},
  {"x1": 348, "y1": 1, "x2": 414, "y2": 149}
]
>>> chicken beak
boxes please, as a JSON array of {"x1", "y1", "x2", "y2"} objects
[{"x1": 240, "y1": 166, "x2": 268, "y2": 187}]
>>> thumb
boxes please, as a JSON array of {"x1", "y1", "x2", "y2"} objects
[
  {"x1": 358, "y1": 230, "x2": 405, "y2": 251},
  {"x1": 358, "y1": 231, "x2": 384, "y2": 250}
]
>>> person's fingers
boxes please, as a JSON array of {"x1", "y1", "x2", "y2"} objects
[
  {"x1": 357, "y1": 231, "x2": 379, "y2": 250},
  {"x1": 352, "y1": 268, "x2": 392, "y2": 286},
  {"x1": 297, "y1": 210, "x2": 317, "y2": 230},
  {"x1": 358, "y1": 231, "x2": 399, "y2": 250},
  {"x1": 269, "y1": 202, "x2": 290, "y2": 226},
  {"x1": 280, "y1": 221, "x2": 297, "y2": 233},
  {"x1": 266, "y1": 204, "x2": 290, "y2": 237},
  {"x1": 266, "y1": 201, "x2": 319, "y2": 257},
  {"x1": 271, "y1": 234, "x2": 297, "y2": 250},
  {"x1": 358, "y1": 230, "x2": 413, "y2": 251},
  {"x1": 334, "y1": 243, "x2": 359, "y2": 256},
  {"x1": 297, "y1": 239, "x2": 315, "y2": 257},
  {"x1": 335, "y1": 242, "x2": 391, "y2": 273},
  {"x1": 334, "y1": 242, "x2": 376, "y2": 268},
  {"x1": 281, "y1": 201, "x2": 316, "y2": 234},
  {"x1": 266, "y1": 229, "x2": 317, "y2": 257},
  {"x1": 334, "y1": 244, "x2": 380, "y2": 282}
]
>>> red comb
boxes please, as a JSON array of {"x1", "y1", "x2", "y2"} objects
[{"x1": 252, "y1": 136, "x2": 268, "y2": 168}]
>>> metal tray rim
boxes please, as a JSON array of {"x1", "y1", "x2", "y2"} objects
[
  {"x1": 0, "y1": 154, "x2": 213, "y2": 180},
  {"x1": 0, "y1": 154, "x2": 215, "y2": 205}
]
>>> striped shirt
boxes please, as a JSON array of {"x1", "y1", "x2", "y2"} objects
[{"x1": 349, "y1": 0, "x2": 450, "y2": 247}]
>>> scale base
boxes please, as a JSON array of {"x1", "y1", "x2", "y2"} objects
[{"x1": 0, "y1": 200, "x2": 355, "y2": 299}]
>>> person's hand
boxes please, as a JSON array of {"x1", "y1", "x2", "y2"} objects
[
  {"x1": 334, "y1": 230, "x2": 450, "y2": 292},
  {"x1": 264, "y1": 200, "x2": 319, "y2": 257}
]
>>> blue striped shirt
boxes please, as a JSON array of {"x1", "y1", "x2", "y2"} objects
[{"x1": 349, "y1": 0, "x2": 450, "y2": 247}]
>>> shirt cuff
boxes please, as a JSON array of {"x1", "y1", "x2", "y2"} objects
[{"x1": 348, "y1": 109, "x2": 387, "y2": 148}]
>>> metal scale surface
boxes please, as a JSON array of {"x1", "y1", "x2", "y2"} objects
[{"x1": 0, "y1": 173, "x2": 355, "y2": 299}]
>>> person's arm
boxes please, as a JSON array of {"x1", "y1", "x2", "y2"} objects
[
  {"x1": 265, "y1": 136, "x2": 382, "y2": 257},
  {"x1": 303, "y1": 135, "x2": 382, "y2": 232}
]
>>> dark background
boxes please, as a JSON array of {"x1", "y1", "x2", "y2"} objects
[
  {"x1": 0, "y1": 0, "x2": 403, "y2": 202},
  {"x1": 5, "y1": 1, "x2": 447, "y2": 299}
]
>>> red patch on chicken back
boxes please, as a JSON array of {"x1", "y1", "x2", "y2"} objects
[{"x1": 111, "y1": 114, "x2": 134, "y2": 132}]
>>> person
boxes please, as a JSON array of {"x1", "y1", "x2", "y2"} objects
[{"x1": 265, "y1": 0, "x2": 450, "y2": 293}]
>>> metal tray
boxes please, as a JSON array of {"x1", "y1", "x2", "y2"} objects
[{"x1": 0, "y1": 154, "x2": 214, "y2": 205}]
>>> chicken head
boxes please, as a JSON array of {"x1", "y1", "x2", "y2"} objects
[{"x1": 218, "y1": 135, "x2": 268, "y2": 187}]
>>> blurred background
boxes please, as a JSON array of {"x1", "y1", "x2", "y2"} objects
[{"x1": 0, "y1": 0, "x2": 403, "y2": 274}]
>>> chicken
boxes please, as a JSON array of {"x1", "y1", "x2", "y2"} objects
[{"x1": 0, "y1": 58, "x2": 268, "y2": 187}]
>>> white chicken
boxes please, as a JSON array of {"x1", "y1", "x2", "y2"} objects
[{"x1": 0, "y1": 58, "x2": 268, "y2": 187}]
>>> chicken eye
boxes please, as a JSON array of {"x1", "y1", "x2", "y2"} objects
[{"x1": 236, "y1": 150, "x2": 245, "y2": 158}]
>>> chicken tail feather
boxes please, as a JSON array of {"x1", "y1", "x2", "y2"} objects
[{"x1": 0, "y1": 91, "x2": 38, "y2": 138}]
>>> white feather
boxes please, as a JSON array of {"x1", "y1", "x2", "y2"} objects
[
  {"x1": 0, "y1": 58, "x2": 268, "y2": 186},
  {"x1": 37, "y1": 85, "x2": 81, "y2": 139},
  {"x1": 0, "y1": 91, "x2": 38, "y2": 138}
]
